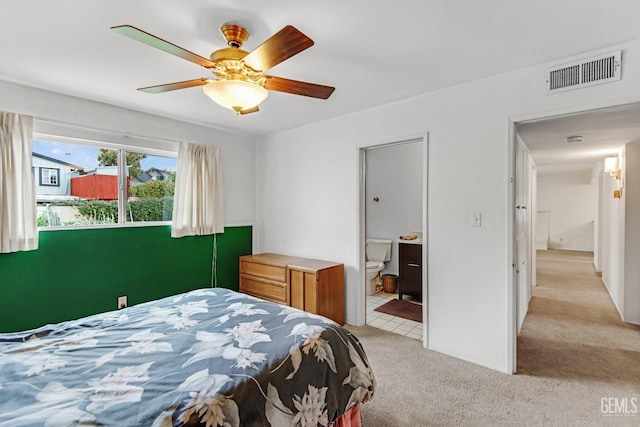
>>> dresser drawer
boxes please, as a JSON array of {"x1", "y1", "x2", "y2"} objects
[
  {"x1": 240, "y1": 260, "x2": 287, "y2": 283},
  {"x1": 240, "y1": 274, "x2": 288, "y2": 304}
]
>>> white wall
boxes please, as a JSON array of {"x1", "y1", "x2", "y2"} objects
[
  {"x1": 530, "y1": 166, "x2": 538, "y2": 287},
  {"x1": 256, "y1": 37, "x2": 640, "y2": 373},
  {"x1": 593, "y1": 163, "x2": 604, "y2": 271},
  {"x1": 601, "y1": 150, "x2": 626, "y2": 318},
  {"x1": 624, "y1": 140, "x2": 640, "y2": 324},
  {"x1": 365, "y1": 141, "x2": 423, "y2": 275},
  {"x1": 537, "y1": 175, "x2": 595, "y2": 251},
  {"x1": 0, "y1": 80, "x2": 256, "y2": 225}
]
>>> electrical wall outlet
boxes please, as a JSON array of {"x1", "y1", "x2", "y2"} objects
[{"x1": 117, "y1": 296, "x2": 127, "y2": 309}]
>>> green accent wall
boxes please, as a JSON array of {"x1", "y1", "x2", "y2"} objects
[{"x1": 0, "y1": 225, "x2": 252, "y2": 332}]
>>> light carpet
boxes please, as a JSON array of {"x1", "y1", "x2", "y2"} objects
[{"x1": 347, "y1": 250, "x2": 640, "y2": 426}]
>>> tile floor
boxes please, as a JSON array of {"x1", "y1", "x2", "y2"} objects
[{"x1": 366, "y1": 291, "x2": 423, "y2": 340}]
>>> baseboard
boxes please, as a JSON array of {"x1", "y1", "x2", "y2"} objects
[{"x1": 594, "y1": 271, "x2": 602, "y2": 277}]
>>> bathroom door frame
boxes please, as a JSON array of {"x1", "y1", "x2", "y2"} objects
[{"x1": 356, "y1": 132, "x2": 429, "y2": 348}]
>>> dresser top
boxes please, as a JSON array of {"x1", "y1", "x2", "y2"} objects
[
  {"x1": 240, "y1": 253, "x2": 306, "y2": 267},
  {"x1": 289, "y1": 258, "x2": 343, "y2": 272},
  {"x1": 240, "y1": 253, "x2": 342, "y2": 271}
]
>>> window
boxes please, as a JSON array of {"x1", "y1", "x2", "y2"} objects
[
  {"x1": 32, "y1": 139, "x2": 176, "y2": 228},
  {"x1": 126, "y1": 151, "x2": 177, "y2": 223},
  {"x1": 40, "y1": 168, "x2": 59, "y2": 186}
]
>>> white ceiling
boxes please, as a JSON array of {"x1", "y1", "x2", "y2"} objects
[
  {"x1": 3, "y1": 1, "x2": 640, "y2": 136},
  {"x1": 518, "y1": 103, "x2": 640, "y2": 180}
]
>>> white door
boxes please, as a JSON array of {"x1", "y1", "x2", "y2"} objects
[{"x1": 515, "y1": 137, "x2": 531, "y2": 331}]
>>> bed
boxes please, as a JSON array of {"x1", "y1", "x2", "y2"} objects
[{"x1": 0, "y1": 288, "x2": 374, "y2": 426}]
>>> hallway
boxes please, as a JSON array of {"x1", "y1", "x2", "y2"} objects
[{"x1": 518, "y1": 250, "x2": 640, "y2": 412}]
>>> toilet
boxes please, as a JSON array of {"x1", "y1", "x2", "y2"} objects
[{"x1": 365, "y1": 239, "x2": 392, "y2": 295}]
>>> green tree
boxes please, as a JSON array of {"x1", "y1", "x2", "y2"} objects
[
  {"x1": 97, "y1": 149, "x2": 147, "y2": 178},
  {"x1": 130, "y1": 179, "x2": 175, "y2": 198}
]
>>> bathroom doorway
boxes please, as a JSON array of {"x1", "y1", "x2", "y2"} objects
[{"x1": 360, "y1": 136, "x2": 427, "y2": 341}]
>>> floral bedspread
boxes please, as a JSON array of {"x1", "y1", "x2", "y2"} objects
[{"x1": 0, "y1": 288, "x2": 374, "y2": 426}]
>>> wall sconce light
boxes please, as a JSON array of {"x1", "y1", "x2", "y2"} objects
[
  {"x1": 604, "y1": 156, "x2": 618, "y2": 176},
  {"x1": 605, "y1": 155, "x2": 624, "y2": 199}
]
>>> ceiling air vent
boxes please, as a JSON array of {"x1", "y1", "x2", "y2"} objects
[{"x1": 545, "y1": 51, "x2": 621, "y2": 93}]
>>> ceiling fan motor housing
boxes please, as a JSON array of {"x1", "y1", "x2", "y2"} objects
[
  {"x1": 209, "y1": 47, "x2": 265, "y2": 86},
  {"x1": 220, "y1": 23, "x2": 250, "y2": 48}
]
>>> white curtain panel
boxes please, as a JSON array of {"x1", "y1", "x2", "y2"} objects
[
  {"x1": 171, "y1": 142, "x2": 224, "y2": 237},
  {"x1": 0, "y1": 112, "x2": 38, "y2": 253}
]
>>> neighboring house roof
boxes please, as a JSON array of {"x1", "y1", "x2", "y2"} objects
[
  {"x1": 33, "y1": 152, "x2": 84, "y2": 171},
  {"x1": 132, "y1": 172, "x2": 153, "y2": 184},
  {"x1": 147, "y1": 167, "x2": 174, "y2": 179},
  {"x1": 131, "y1": 168, "x2": 174, "y2": 185}
]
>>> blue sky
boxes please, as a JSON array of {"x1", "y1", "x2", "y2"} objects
[{"x1": 33, "y1": 140, "x2": 176, "y2": 172}]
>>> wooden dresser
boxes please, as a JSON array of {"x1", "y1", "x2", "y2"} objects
[
  {"x1": 398, "y1": 242, "x2": 422, "y2": 301},
  {"x1": 239, "y1": 253, "x2": 345, "y2": 325}
]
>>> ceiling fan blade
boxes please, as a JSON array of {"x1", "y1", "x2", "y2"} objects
[
  {"x1": 239, "y1": 106, "x2": 259, "y2": 115},
  {"x1": 243, "y1": 25, "x2": 314, "y2": 72},
  {"x1": 138, "y1": 78, "x2": 213, "y2": 94},
  {"x1": 111, "y1": 25, "x2": 216, "y2": 68},
  {"x1": 264, "y1": 76, "x2": 335, "y2": 99}
]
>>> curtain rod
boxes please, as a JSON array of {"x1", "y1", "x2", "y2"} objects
[{"x1": 34, "y1": 117, "x2": 183, "y2": 145}]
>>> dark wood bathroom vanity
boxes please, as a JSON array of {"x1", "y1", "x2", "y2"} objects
[{"x1": 398, "y1": 241, "x2": 422, "y2": 301}]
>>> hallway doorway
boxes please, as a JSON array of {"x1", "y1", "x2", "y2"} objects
[{"x1": 512, "y1": 102, "x2": 640, "y2": 372}]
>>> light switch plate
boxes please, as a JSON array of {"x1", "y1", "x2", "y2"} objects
[{"x1": 472, "y1": 212, "x2": 482, "y2": 227}]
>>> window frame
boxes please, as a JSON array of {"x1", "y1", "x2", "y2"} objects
[
  {"x1": 33, "y1": 132, "x2": 177, "y2": 231},
  {"x1": 39, "y1": 167, "x2": 60, "y2": 187}
]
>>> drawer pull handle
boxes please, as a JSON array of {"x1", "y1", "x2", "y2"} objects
[{"x1": 408, "y1": 263, "x2": 420, "y2": 268}]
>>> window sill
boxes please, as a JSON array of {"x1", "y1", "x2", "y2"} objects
[{"x1": 38, "y1": 221, "x2": 172, "y2": 232}]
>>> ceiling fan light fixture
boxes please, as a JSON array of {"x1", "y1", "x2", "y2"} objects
[{"x1": 203, "y1": 80, "x2": 268, "y2": 113}]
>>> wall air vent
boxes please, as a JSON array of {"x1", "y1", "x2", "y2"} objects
[{"x1": 545, "y1": 51, "x2": 621, "y2": 93}]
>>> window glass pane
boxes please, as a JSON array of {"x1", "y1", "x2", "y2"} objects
[
  {"x1": 126, "y1": 151, "x2": 177, "y2": 222},
  {"x1": 33, "y1": 140, "x2": 119, "y2": 227},
  {"x1": 40, "y1": 168, "x2": 60, "y2": 186}
]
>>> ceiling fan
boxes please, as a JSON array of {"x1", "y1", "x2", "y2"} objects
[{"x1": 111, "y1": 23, "x2": 335, "y2": 115}]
